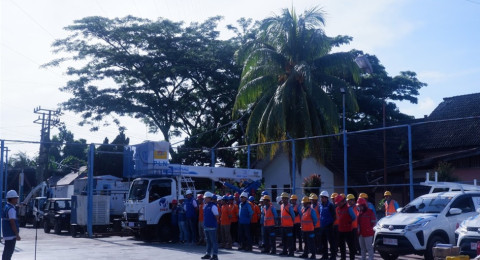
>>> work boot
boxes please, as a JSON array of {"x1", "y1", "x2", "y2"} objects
[
  {"x1": 201, "y1": 255, "x2": 211, "y2": 259},
  {"x1": 309, "y1": 255, "x2": 316, "y2": 259},
  {"x1": 299, "y1": 253, "x2": 308, "y2": 258},
  {"x1": 211, "y1": 255, "x2": 218, "y2": 260}
]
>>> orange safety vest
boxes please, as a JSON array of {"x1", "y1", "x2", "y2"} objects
[
  {"x1": 220, "y1": 204, "x2": 231, "y2": 225},
  {"x1": 352, "y1": 206, "x2": 358, "y2": 229},
  {"x1": 281, "y1": 204, "x2": 294, "y2": 227},
  {"x1": 198, "y1": 202, "x2": 204, "y2": 223},
  {"x1": 385, "y1": 200, "x2": 397, "y2": 216},
  {"x1": 230, "y1": 203, "x2": 239, "y2": 222},
  {"x1": 336, "y1": 204, "x2": 353, "y2": 232},
  {"x1": 251, "y1": 203, "x2": 260, "y2": 223},
  {"x1": 311, "y1": 204, "x2": 321, "y2": 228},
  {"x1": 301, "y1": 207, "x2": 314, "y2": 232},
  {"x1": 293, "y1": 204, "x2": 301, "y2": 224},
  {"x1": 263, "y1": 206, "x2": 275, "y2": 227}
]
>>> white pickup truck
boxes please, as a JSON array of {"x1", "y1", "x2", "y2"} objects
[{"x1": 374, "y1": 178, "x2": 480, "y2": 260}]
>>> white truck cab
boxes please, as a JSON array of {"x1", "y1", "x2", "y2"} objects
[{"x1": 374, "y1": 174, "x2": 480, "y2": 260}]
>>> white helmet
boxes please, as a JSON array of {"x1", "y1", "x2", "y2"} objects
[
  {"x1": 320, "y1": 190, "x2": 329, "y2": 198},
  {"x1": 178, "y1": 195, "x2": 185, "y2": 200},
  {"x1": 240, "y1": 192, "x2": 249, "y2": 198},
  {"x1": 6, "y1": 190, "x2": 19, "y2": 199},
  {"x1": 217, "y1": 196, "x2": 223, "y2": 201},
  {"x1": 185, "y1": 189, "x2": 193, "y2": 195},
  {"x1": 204, "y1": 191, "x2": 213, "y2": 198}
]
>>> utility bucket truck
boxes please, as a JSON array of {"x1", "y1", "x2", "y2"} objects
[{"x1": 122, "y1": 141, "x2": 262, "y2": 241}]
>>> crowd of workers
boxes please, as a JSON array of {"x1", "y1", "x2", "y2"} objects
[{"x1": 169, "y1": 189, "x2": 399, "y2": 260}]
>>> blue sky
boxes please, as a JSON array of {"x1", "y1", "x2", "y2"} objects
[{"x1": 1, "y1": 0, "x2": 480, "y2": 156}]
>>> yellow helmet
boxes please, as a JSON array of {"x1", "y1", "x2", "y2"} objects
[
  {"x1": 309, "y1": 193, "x2": 318, "y2": 200},
  {"x1": 346, "y1": 194, "x2": 355, "y2": 200},
  {"x1": 330, "y1": 192, "x2": 338, "y2": 199},
  {"x1": 262, "y1": 195, "x2": 271, "y2": 201},
  {"x1": 359, "y1": 193, "x2": 368, "y2": 199},
  {"x1": 301, "y1": 196, "x2": 310, "y2": 203},
  {"x1": 384, "y1": 191, "x2": 392, "y2": 196},
  {"x1": 290, "y1": 194, "x2": 298, "y2": 200},
  {"x1": 281, "y1": 192, "x2": 290, "y2": 198}
]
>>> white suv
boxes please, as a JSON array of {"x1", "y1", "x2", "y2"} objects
[
  {"x1": 455, "y1": 208, "x2": 480, "y2": 257},
  {"x1": 374, "y1": 191, "x2": 480, "y2": 260}
]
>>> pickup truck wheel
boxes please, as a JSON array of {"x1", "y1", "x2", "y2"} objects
[
  {"x1": 43, "y1": 221, "x2": 51, "y2": 233},
  {"x1": 379, "y1": 251, "x2": 399, "y2": 260},
  {"x1": 425, "y1": 235, "x2": 447, "y2": 260},
  {"x1": 54, "y1": 221, "x2": 62, "y2": 234}
]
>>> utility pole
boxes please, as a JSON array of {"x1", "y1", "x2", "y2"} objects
[{"x1": 33, "y1": 106, "x2": 61, "y2": 183}]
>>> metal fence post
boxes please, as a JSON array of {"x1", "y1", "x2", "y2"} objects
[
  {"x1": 0, "y1": 140, "x2": 4, "y2": 236},
  {"x1": 408, "y1": 125, "x2": 414, "y2": 201},
  {"x1": 210, "y1": 148, "x2": 215, "y2": 167},
  {"x1": 4, "y1": 149, "x2": 8, "y2": 193},
  {"x1": 291, "y1": 139, "x2": 296, "y2": 195},
  {"x1": 87, "y1": 143, "x2": 94, "y2": 238},
  {"x1": 247, "y1": 145, "x2": 251, "y2": 169}
]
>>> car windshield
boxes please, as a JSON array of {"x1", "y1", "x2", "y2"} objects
[
  {"x1": 401, "y1": 195, "x2": 452, "y2": 214},
  {"x1": 55, "y1": 200, "x2": 71, "y2": 210},
  {"x1": 128, "y1": 180, "x2": 149, "y2": 200}
]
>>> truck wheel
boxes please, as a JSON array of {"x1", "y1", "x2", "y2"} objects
[
  {"x1": 425, "y1": 235, "x2": 447, "y2": 260},
  {"x1": 140, "y1": 228, "x2": 154, "y2": 241},
  {"x1": 54, "y1": 221, "x2": 62, "y2": 234},
  {"x1": 44, "y1": 221, "x2": 51, "y2": 233},
  {"x1": 379, "y1": 251, "x2": 399, "y2": 260}
]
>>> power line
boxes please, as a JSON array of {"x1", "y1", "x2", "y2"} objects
[{"x1": 8, "y1": 0, "x2": 56, "y2": 39}]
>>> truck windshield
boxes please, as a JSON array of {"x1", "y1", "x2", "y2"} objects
[
  {"x1": 55, "y1": 200, "x2": 71, "y2": 210},
  {"x1": 128, "y1": 180, "x2": 149, "y2": 200},
  {"x1": 401, "y1": 196, "x2": 452, "y2": 214}
]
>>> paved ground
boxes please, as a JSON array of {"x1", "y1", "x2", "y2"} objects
[{"x1": 1, "y1": 226, "x2": 424, "y2": 260}]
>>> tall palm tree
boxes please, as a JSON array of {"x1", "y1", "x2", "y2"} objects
[{"x1": 233, "y1": 8, "x2": 360, "y2": 175}]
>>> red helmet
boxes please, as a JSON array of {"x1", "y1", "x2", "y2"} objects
[
  {"x1": 197, "y1": 194, "x2": 204, "y2": 199},
  {"x1": 334, "y1": 194, "x2": 345, "y2": 204},
  {"x1": 356, "y1": 197, "x2": 367, "y2": 207},
  {"x1": 171, "y1": 200, "x2": 178, "y2": 204},
  {"x1": 234, "y1": 192, "x2": 240, "y2": 198}
]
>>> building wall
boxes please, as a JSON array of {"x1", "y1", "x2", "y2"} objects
[{"x1": 262, "y1": 153, "x2": 335, "y2": 203}]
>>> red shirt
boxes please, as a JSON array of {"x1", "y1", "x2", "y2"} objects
[{"x1": 357, "y1": 208, "x2": 376, "y2": 237}]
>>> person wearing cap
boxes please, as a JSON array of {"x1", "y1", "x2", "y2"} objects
[
  {"x1": 261, "y1": 195, "x2": 278, "y2": 255},
  {"x1": 383, "y1": 191, "x2": 399, "y2": 216},
  {"x1": 299, "y1": 196, "x2": 317, "y2": 259},
  {"x1": 359, "y1": 193, "x2": 376, "y2": 218},
  {"x1": 347, "y1": 194, "x2": 360, "y2": 254},
  {"x1": 184, "y1": 190, "x2": 198, "y2": 244},
  {"x1": 197, "y1": 194, "x2": 206, "y2": 246},
  {"x1": 290, "y1": 194, "x2": 303, "y2": 252},
  {"x1": 219, "y1": 196, "x2": 232, "y2": 249},
  {"x1": 319, "y1": 191, "x2": 336, "y2": 260},
  {"x1": 178, "y1": 195, "x2": 187, "y2": 243},
  {"x1": 2, "y1": 190, "x2": 21, "y2": 260},
  {"x1": 228, "y1": 195, "x2": 239, "y2": 247},
  {"x1": 279, "y1": 192, "x2": 295, "y2": 256},
  {"x1": 170, "y1": 199, "x2": 180, "y2": 243},
  {"x1": 237, "y1": 192, "x2": 253, "y2": 251},
  {"x1": 249, "y1": 196, "x2": 261, "y2": 247},
  {"x1": 310, "y1": 193, "x2": 321, "y2": 255},
  {"x1": 356, "y1": 198, "x2": 376, "y2": 260},
  {"x1": 335, "y1": 194, "x2": 356, "y2": 260},
  {"x1": 201, "y1": 192, "x2": 220, "y2": 260}
]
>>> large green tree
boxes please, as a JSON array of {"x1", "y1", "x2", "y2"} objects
[{"x1": 233, "y1": 8, "x2": 360, "y2": 174}]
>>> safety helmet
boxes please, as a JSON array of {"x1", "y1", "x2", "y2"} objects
[
  {"x1": 309, "y1": 193, "x2": 318, "y2": 200},
  {"x1": 185, "y1": 189, "x2": 193, "y2": 195},
  {"x1": 290, "y1": 194, "x2": 298, "y2": 200},
  {"x1": 359, "y1": 193, "x2": 368, "y2": 199},
  {"x1": 6, "y1": 190, "x2": 19, "y2": 199},
  {"x1": 178, "y1": 195, "x2": 185, "y2": 200},
  {"x1": 204, "y1": 191, "x2": 213, "y2": 198},
  {"x1": 276, "y1": 196, "x2": 282, "y2": 203},
  {"x1": 330, "y1": 192, "x2": 338, "y2": 199},
  {"x1": 171, "y1": 200, "x2": 178, "y2": 204},
  {"x1": 356, "y1": 197, "x2": 367, "y2": 207},
  {"x1": 320, "y1": 191, "x2": 329, "y2": 198},
  {"x1": 234, "y1": 192, "x2": 240, "y2": 198},
  {"x1": 301, "y1": 196, "x2": 310, "y2": 204},
  {"x1": 228, "y1": 195, "x2": 234, "y2": 200},
  {"x1": 261, "y1": 191, "x2": 269, "y2": 196},
  {"x1": 217, "y1": 196, "x2": 223, "y2": 201},
  {"x1": 262, "y1": 195, "x2": 271, "y2": 201},
  {"x1": 223, "y1": 196, "x2": 229, "y2": 201},
  {"x1": 240, "y1": 192, "x2": 249, "y2": 198},
  {"x1": 339, "y1": 193, "x2": 345, "y2": 198},
  {"x1": 281, "y1": 192, "x2": 290, "y2": 198},
  {"x1": 384, "y1": 191, "x2": 392, "y2": 196},
  {"x1": 346, "y1": 194, "x2": 355, "y2": 201},
  {"x1": 197, "y1": 194, "x2": 204, "y2": 199},
  {"x1": 248, "y1": 196, "x2": 255, "y2": 202},
  {"x1": 259, "y1": 197, "x2": 264, "y2": 202},
  {"x1": 334, "y1": 194, "x2": 345, "y2": 204}
]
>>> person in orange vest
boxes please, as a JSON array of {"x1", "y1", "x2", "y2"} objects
[
  {"x1": 335, "y1": 194, "x2": 356, "y2": 260},
  {"x1": 309, "y1": 193, "x2": 321, "y2": 255},
  {"x1": 197, "y1": 194, "x2": 205, "y2": 246},
  {"x1": 299, "y1": 196, "x2": 318, "y2": 259},
  {"x1": 384, "y1": 191, "x2": 399, "y2": 216},
  {"x1": 356, "y1": 197, "x2": 376, "y2": 260},
  {"x1": 347, "y1": 194, "x2": 360, "y2": 254},
  {"x1": 249, "y1": 196, "x2": 261, "y2": 247},
  {"x1": 219, "y1": 196, "x2": 232, "y2": 249},
  {"x1": 228, "y1": 195, "x2": 239, "y2": 246},
  {"x1": 290, "y1": 194, "x2": 303, "y2": 252},
  {"x1": 280, "y1": 192, "x2": 295, "y2": 256},
  {"x1": 261, "y1": 195, "x2": 278, "y2": 255}
]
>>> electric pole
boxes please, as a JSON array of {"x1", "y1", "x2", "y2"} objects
[{"x1": 33, "y1": 106, "x2": 61, "y2": 183}]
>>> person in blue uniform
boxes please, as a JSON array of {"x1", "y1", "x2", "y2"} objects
[
  {"x1": 201, "y1": 192, "x2": 220, "y2": 260},
  {"x1": 3, "y1": 190, "x2": 21, "y2": 260}
]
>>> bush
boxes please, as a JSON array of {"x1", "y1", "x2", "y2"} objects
[{"x1": 303, "y1": 174, "x2": 322, "y2": 196}]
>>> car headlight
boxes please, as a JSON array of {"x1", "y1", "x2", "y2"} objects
[
  {"x1": 373, "y1": 223, "x2": 381, "y2": 232},
  {"x1": 457, "y1": 221, "x2": 467, "y2": 234},
  {"x1": 138, "y1": 207, "x2": 145, "y2": 221},
  {"x1": 405, "y1": 220, "x2": 430, "y2": 231}
]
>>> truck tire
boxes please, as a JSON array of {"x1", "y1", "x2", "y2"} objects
[
  {"x1": 379, "y1": 251, "x2": 399, "y2": 260},
  {"x1": 425, "y1": 235, "x2": 447, "y2": 260},
  {"x1": 54, "y1": 221, "x2": 62, "y2": 234},
  {"x1": 44, "y1": 221, "x2": 51, "y2": 233}
]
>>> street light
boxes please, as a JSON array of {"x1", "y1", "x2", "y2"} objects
[{"x1": 340, "y1": 87, "x2": 347, "y2": 195}]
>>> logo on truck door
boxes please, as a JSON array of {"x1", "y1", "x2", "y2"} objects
[{"x1": 159, "y1": 198, "x2": 169, "y2": 211}]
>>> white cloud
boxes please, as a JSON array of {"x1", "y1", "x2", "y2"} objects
[{"x1": 397, "y1": 97, "x2": 437, "y2": 119}]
